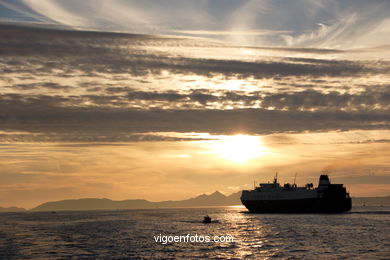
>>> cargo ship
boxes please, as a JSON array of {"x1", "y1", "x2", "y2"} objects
[{"x1": 241, "y1": 175, "x2": 351, "y2": 213}]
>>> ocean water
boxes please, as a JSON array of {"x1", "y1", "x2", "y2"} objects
[{"x1": 0, "y1": 206, "x2": 389, "y2": 259}]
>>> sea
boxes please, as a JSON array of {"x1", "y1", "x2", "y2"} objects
[{"x1": 0, "y1": 206, "x2": 389, "y2": 259}]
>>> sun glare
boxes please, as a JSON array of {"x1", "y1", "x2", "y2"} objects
[{"x1": 210, "y1": 135, "x2": 266, "y2": 163}]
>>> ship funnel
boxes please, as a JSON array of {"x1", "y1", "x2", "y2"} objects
[{"x1": 319, "y1": 175, "x2": 330, "y2": 187}]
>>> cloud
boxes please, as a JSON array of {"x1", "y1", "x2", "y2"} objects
[
  {"x1": 0, "y1": 93, "x2": 389, "y2": 141},
  {"x1": 0, "y1": 0, "x2": 51, "y2": 23},
  {"x1": 5, "y1": 80, "x2": 390, "y2": 111},
  {"x1": 1, "y1": 0, "x2": 389, "y2": 48},
  {"x1": 22, "y1": 0, "x2": 90, "y2": 28},
  {"x1": 18, "y1": 0, "x2": 216, "y2": 34},
  {"x1": 2, "y1": 24, "x2": 388, "y2": 80},
  {"x1": 228, "y1": 0, "x2": 390, "y2": 48},
  {"x1": 9, "y1": 82, "x2": 73, "y2": 91},
  {"x1": 173, "y1": 29, "x2": 291, "y2": 36},
  {"x1": 1, "y1": 7, "x2": 389, "y2": 206},
  {"x1": 282, "y1": 14, "x2": 359, "y2": 48},
  {"x1": 1, "y1": 24, "x2": 389, "y2": 142},
  {"x1": 261, "y1": 88, "x2": 390, "y2": 111}
]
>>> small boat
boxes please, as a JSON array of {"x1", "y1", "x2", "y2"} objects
[{"x1": 202, "y1": 215, "x2": 211, "y2": 223}]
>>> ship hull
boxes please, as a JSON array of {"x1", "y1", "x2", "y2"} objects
[{"x1": 241, "y1": 197, "x2": 351, "y2": 213}]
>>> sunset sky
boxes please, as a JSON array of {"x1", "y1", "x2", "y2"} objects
[{"x1": 0, "y1": 0, "x2": 389, "y2": 208}]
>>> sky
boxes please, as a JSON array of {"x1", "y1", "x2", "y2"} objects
[{"x1": 0, "y1": 0, "x2": 389, "y2": 208}]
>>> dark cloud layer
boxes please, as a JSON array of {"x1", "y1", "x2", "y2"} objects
[
  {"x1": 10, "y1": 82, "x2": 74, "y2": 91},
  {"x1": 106, "y1": 87, "x2": 390, "y2": 110},
  {"x1": 1, "y1": 24, "x2": 388, "y2": 79},
  {"x1": 0, "y1": 93, "x2": 389, "y2": 142},
  {"x1": 2, "y1": 85, "x2": 390, "y2": 111},
  {"x1": 3, "y1": 46, "x2": 385, "y2": 79},
  {"x1": 1, "y1": 24, "x2": 389, "y2": 141},
  {"x1": 261, "y1": 88, "x2": 390, "y2": 111}
]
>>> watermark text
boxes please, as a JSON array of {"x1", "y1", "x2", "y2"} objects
[{"x1": 154, "y1": 234, "x2": 234, "y2": 244}]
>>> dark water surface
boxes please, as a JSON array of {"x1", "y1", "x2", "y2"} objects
[{"x1": 0, "y1": 206, "x2": 389, "y2": 259}]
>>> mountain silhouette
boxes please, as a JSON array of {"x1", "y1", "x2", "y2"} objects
[
  {"x1": 31, "y1": 191, "x2": 242, "y2": 211},
  {"x1": 3, "y1": 194, "x2": 388, "y2": 212},
  {"x1": 0, "y1": 206, "x2": 26, "y2": 212}
]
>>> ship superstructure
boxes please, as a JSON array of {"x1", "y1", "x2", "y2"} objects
[{"x1": 241, "y1": 175, "x2": 351, "y2": 213}]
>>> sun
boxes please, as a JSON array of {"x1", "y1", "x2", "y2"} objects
[{"x1": 209, "y1": 134, "x2": 266, "y2": 163}]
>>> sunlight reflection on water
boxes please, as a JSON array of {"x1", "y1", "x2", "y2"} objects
[{"x1": 0, "y1": 206, "x2": 389, "y2": 259}]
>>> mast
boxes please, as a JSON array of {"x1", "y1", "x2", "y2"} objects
[{"x1": 273, "y1": 172, "x2": 278, "y2": 184}]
